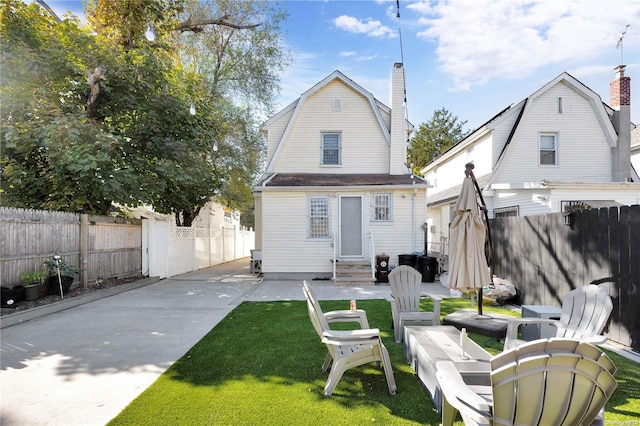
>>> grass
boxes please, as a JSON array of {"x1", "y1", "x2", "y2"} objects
[{"x1": 109, "y1": 298, "x2": 640, "y2": 425}]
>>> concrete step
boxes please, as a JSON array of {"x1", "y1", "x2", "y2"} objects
[
  {"x1": 333, "y1": 276, "x2": 376, "y2": 286},
  {"x1": 334, "y1": 261, "x2": 375, "y2": 286}
]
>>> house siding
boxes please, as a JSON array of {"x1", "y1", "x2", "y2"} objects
[
  {"x1": 493, "y1": 83, "x2": 613, "y2": 185},
  {"x1": 266, "y1": 107, "x2": 294, "y2": 166},
  {"x1": 261, "y1": 188, "x2": 426, "y2": 276},
  {"x1": 262, "y1": 191, "x2": 333, "y2": 274},
  {"x1": 550, "y1": 188, "x2": 640, "y2": 210},
  {"x1": 426, "y1": 132, "x2": 494, "y2": 196},
  {"x1": 272, "y1": 80, "x2": 389, "y2": 173}
]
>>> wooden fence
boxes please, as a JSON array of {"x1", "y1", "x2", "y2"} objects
[
  {"x1": 490, "y1": 204, "x2": 640, "y2": 351},
  {"x1": 1, "y1": 207, "x2": 142, "y2": 288}
]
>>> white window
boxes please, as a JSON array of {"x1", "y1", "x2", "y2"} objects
[
  {"x1": 372, "y1": 193, "x2": 392, "y2": 222},
  {"x1": 308, "y1": 196, "x2": 330, "y2": 238},
  {"x1": 540, "y1": 133, "x2": 557, "y2": 165},
  {"x1": 332, "y1": 99, "x2": 341, "y2": 111},
  {"x1": 321, "y1": 132, "x2": 341, "y2": 165}
]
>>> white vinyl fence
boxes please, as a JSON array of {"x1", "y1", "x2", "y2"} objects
[{"x1": 144, "y1": 214, "x2": 254, "y2": 278}]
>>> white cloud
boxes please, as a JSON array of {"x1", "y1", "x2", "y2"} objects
[
  {"x1": 409, "y1": 0, "x2": 640, "y2": 91},
  {"x1": 357, "y1": 54, "x2": 379, "y2": 61},
  {"x1": 340, "y1": 51, "x2": 357, "y2": 57},
  {"x1": 334, "y1": 15, "x2": 398, "y2": 38}
]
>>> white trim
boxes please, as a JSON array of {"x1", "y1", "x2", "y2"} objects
[
  {"x1": 307, "y1": 195, "x2": 331, "y2": 239},
  {"x1": 338, "y1": 194, "x2": 364, "y2": 258}
]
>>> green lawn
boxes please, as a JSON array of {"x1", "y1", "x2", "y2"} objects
[{"x1": 109, "y1": 299, "x2": 640, "y2": 425}]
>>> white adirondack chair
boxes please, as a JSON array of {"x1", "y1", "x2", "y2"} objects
[
  {"x1": 303, "y1": 281, "x2": 397, "y2": 396},
  {"x1": 504, "y1": 284, "x2": 613, "y2": 350},
  {"x1": 387, "y1": 265, "x2": 441, "y2": 343},
  {"x1": 436, "y1": 338, "x2": 617, "y2": 426},
  {"x1": 303, "y1": 281, "x2": 371, "y2": 370}
]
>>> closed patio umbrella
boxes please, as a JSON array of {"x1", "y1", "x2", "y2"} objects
[{"x1": 448, "y1": 164, "x2": 492, "y2": 315}]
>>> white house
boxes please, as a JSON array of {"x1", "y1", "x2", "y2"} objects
[
  {"x1": 421, "y1": 66, "x2": 639, "y2": 257},
  {"x1": 631, "y1": 126, "x2": 640, "y2": 173},
  {"x1": 254, "y1": 63, "x2": 428, "y2": 281}
]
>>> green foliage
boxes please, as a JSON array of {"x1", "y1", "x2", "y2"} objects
[
  {"x1": 408, "y1": 108, "x2": 471, "y2": 176},
  {"x1": 43, "y1": 258, "x2": 84, "y2": 276},
  {"x1": 1, "y1": 0, "x2": 288, "y2": 226},
  {"x1": 21, "y1": 270, "x2": 47, "y2": 286}
]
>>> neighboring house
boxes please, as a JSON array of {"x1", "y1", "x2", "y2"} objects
[
  {"x1": 631, "y1": 125, "x2": 640, "y2": 174},
  {"x1": 421, "y1": 65, "x2": 639, "y2": 257},
  {"x1": 254, "y1": 63, "x2": 428, "y2": 280}
]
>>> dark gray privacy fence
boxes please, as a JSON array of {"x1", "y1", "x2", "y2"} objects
[{"x1": 491, "y1": 205, "x2": 639, "y2": 351}]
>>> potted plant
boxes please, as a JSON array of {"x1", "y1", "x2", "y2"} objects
[
  {"x1": 44, "y1": 256, "x2": 84, "y2": 297},
  {"x1": 21, "y1": 270, "x2": 47, "y2": 301}
]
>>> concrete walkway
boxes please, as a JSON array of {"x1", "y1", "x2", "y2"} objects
[{"x1": 1, "y1": 259, "x2": 439, "y2": 426}]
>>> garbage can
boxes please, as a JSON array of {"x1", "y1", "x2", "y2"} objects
[
  {"x1": 375, "y1": 254, "x2": 390, "y2": 283},
  {"x1": 417, "y1": 255, "x2": 438, "y2": 282},
  {"x1": 398, "y1": 254, "x2": 418, "y2": 269}
]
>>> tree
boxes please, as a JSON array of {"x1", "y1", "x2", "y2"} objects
[
  {"x1": 408, "y1": 108, "x2": 471, "y2": 176},
  {"x1": 168, "y1": 0, "x2": 289, "y2": 226},
  {"x1": 1, "y1": 0, "x2": 288, "y2": 227},
  {"x1": 1, "y1": 1, "x2": 137, "y2": 214}
]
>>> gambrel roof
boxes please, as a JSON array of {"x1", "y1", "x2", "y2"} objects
[{"x1": 262, "y1": 70, "x2": 410, "y2": 173}]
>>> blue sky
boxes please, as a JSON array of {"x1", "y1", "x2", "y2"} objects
[{"x1": 43, "y1": 0, "x2": 640, "y2": 131}]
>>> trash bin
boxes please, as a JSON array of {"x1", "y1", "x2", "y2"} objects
[
  {"x1": 375, "y1": 254, "x2": 390, "y2": 283},
  {"x1": 398, "y1": 254, "x2": 418, "y2": 268},
  {"x1": 417, "y1": 255, "x2": 438, "y2": 282}
]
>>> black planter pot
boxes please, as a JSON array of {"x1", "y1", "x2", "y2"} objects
[
  {"x1": 1, "y1": 286, "x2": 25, "y2": 307},
  {"x1": 23, "y1": 284, "x2": 40, "y2": 301},
  {"x1": 48, "y1": 276, "x2": 74, "y2": 296}
]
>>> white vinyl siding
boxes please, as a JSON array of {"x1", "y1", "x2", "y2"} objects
[
  {"x1": 372, "y1": 193, "x2": 392, "y2": 222},
  {"x1": 540, "y1": 133, "x2": 557, "y2": 165},
  {"x1": 261, "y1": 189, "x2": 427, "y2": 275},
  {"x1": 271, "y1": 80, "x2": 389, "y2": 173},
  {"x1": 494, "y1": 82, "x2": 612, "y2": 184},
  {"x1": 321, "y1": 132, "x2": 341, "y2": 165},
  {"x1": 308, "y1": 196, "x2": 330, "y2": 238}
]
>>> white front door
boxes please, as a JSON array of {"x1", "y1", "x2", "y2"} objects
[{"x1": 339, "y1": 195, "x2": 363, "y2": 258}]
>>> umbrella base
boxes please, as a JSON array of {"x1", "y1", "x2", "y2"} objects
[{"x1": 443, "y1": 309, "x2": 510, "y2": 339}]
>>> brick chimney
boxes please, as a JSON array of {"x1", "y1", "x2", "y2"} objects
[
  {"x1": 610, "y1": 65, "x2": 632, "y2": 182},
  {"x1": 390, "y1": 63, "x2": 408, "y2": 175}
]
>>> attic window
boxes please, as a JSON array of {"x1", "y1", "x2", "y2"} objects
[
  {"x1": 332, "y1": 99, "x2": 341, "y2": 111},
  {"x1": 558, "y1": 97, "x2": 563, "y2": 114}
]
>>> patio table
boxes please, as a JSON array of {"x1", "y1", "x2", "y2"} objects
[{"x1": 403, "y1": 325, "x2": 492, "y2": 417}]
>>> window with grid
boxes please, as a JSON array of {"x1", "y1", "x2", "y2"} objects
[
  {"x1": 372, "y1": 193, "x2": 392, "y2": 222},
  {"x1": 540, "y1": 133, "x2": 557, "y2": 165},
  {"x1": 309, "y1": 196, "x2": 330, "y2": 238},
  {"x1": 494, "y1": 206, "x2": 519, "y2": 218},
  {"x1": 322, "y1": 133, "x2": 341, "y2": 165}
]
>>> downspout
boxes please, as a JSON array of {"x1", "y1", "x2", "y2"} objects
[{"x1": 412, "y1": 181, "x2": 417, "y2": 253}]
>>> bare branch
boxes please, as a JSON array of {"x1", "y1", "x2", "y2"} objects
[{"x1": 175, "y1": 15, "x2": 261, "y2": 33}]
